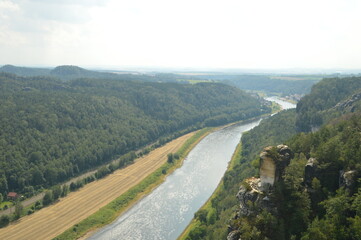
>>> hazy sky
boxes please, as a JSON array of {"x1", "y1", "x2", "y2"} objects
[{"x1": 1, "y1": 0, "x2": 361, "y2": 69}]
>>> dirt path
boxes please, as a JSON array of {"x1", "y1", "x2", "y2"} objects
[{"x1": 0, "y1": 132, "x2": 195, "y2": 240}]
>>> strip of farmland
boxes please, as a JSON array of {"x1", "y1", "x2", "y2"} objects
[{"x1": 0, "y1": 132, "x2": 195, "y2": 240}]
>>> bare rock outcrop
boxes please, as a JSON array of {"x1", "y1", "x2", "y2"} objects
[
  {"x1": 339, "y1": 170, "x2": 358, "y2": 193},
  {"x1": 334, "y1": 91, "x2": 361, "y2": 113},
  {"x1": 228, "y1": 145, "x2": 293, "y2": 239},
  {"x1": 235, "y1": 145, "x2": 293, "y2": 217},
  {"x1": 304, "y1": 158, "x2": 318, "y2": 187},
  {"x1": 227, "y1": 230, "x2": 241, "y2": 240},
  {"x1": 259, "y1": 144, "x2": 293, "y2": 192}
]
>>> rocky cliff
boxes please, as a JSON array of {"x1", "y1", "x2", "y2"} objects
[{"x1": 228, "y1": 145, "x2": 293, "y2": 239}]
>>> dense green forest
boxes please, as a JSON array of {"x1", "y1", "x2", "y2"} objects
[
  {"x1": 241, "y1": 109, "x2": 297, "y2": 167},
  {"x1": 185, "y1": 76, "x2": 361, "y2": 240},
  {"x1": 228, "y1": 113, "x2": 361, "y2": 240},
  {"x1": 296, "y1": 77, "x2": 361, "y2": 131},
  {"x1": 0, "y1": 72, "x2": 270, "y2": 197},
  {"x1": 0, "y1": 65, "x2": 50, "y2": 77}
]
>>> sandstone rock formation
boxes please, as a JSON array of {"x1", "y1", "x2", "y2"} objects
[
  {"x1": 259, "y1": 145, "x2": 293, "y2": 192},
  {"x1": 339, "y1": 170, "x2": 358, "y2": 193},
  {"x1": 335, "y1": 91, "x2": 361, "y2": 113},
  {"x1": 228, "y1": 145, "x2": 294, "y2": 239},
  {"x1": 304, "y1": 158, "x2": 317, "y2": 187},
  {"x1": 227, "y1": 230, "x2": 241, "y2": 240},
  {"x1": 235, "y1": 145, "x2": 293, "y2": 218}
]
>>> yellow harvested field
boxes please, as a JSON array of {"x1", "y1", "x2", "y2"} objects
[{"x1": 0, "y1": 132, "x2": 195, "y2": 240}]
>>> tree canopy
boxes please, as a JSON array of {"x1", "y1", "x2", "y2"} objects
[{"x1": 0, "y1": 73, "x2": 270, "y2": 196}]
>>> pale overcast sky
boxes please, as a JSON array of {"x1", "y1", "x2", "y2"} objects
[{"x1": 1, "y1": 0, "x2": 360, "y2": 69}]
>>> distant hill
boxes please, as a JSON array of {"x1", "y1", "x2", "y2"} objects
[
  {"x1": 50, "y1": 65, "x2": 89, "y2": 76},
  {"x1": 0, "y1": 64, "x2": 50, "y2": 76},
  {"x1": 49, "y1": 65, "x2": 121, "y2": 80}
]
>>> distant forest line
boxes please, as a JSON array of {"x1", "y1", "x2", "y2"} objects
[{"x1": 2, "y1": 64, "x2": 354, "y2": 96}]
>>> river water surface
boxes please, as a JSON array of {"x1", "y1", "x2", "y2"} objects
[{"x1": 89, "y1": 98, "x2": 295, "y2": 240}]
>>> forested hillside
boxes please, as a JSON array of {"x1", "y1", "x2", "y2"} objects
[
  {"x1": 228, "y1": 77, "x2": 361, "y2": 240},
  {"x1": 227, "y1": 113, "x2": 361, "y2": 240},
  {"x1": 0, "y1": 65, "x2": 50, "y2": 76},
  {"x1": 0, "y1": 73, "x2": 270, "y2": 196},
  {"x1": 296, "y1": 77, "x2": 361, "y2": 131},
  {"x1": 241, "y1": 109, "x2": 297, "y2": 167}
]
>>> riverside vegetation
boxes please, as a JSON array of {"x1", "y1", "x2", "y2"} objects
[{"x1": 183, "y1": 76, "x2": 361, "y2": 240}]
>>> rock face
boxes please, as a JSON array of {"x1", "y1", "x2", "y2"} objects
[
  {"x1": 227, "y1": 230, "x2": 241, "y2": 240},
  {"x1": 339, "y1": 170, "x2": 358, "y2": 193},
  {"x1": 236, "y1": 177, "x2": 263, "y2": 216},
  {"x1": 304, "y1": 157, "x2": 359, "y2": 195},
  {"x1": 228, "y1": 145, "x2": 293, "y2": 240},
  {"x1": 259, "y1": 147, "x2": 276, "y2": 191},
  {"x1": 335, "y1": 91, "x2": 361, "y2": 113},
  {"x1": 235, "y1": 145, "x2": 293, "y2": 217},
  {"x1": 259, "y1": 145, "x2": 293, "y2": 192}
]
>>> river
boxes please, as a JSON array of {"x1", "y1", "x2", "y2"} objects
[{"x1": 88, "y1": 98, "x2": 295, "y2": 240}]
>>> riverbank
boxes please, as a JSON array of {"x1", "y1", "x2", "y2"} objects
[
  {"x1": 81, "y1": 102, "x2": 281, "y2": 240},
  {"x1": 54, "y1": 128, "x2": 212, "y2": 240},
  {"x1": 0, "y1": 129, "x2": 210, "y2": 240},
  {"x1": 178, "y1": 98, "x2": 296, "y2": 239},
  {"x1": 178, "y1": 141, "x2": 243, "y2": 240},
  {"x1": 88, "y1": 118, "x2": 268, "y2": 239}
]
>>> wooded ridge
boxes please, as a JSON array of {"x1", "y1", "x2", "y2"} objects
[{"x1": 0, "y1": 72, "x2": 270, "y2": 198}]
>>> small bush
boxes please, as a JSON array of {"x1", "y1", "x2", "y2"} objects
[
  {"x1": 42, "y1": 191, "x2": 54, "y2": 206},
  {"x1": 167, "y1": 153, "x2": 174, "y2": 163},
  {"x1": 188, "y1": 225, "x2": 207, "y2": 239},
  {"x1": 194, "y1": 209, "x2": 208, "y2": 223},
  {"x1": 0, "y1": 215, "x2": 10, "y2": 228}
]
